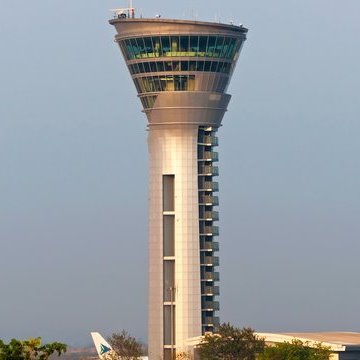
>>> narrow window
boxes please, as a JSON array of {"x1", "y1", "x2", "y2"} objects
[
  {"x1": 152, "y1": 36, "x2": 161, "y2": 57},
  {"x1": 214, "y1": 37, "x2": 225, "y2": 58},
  {"x1": 157, "y1": 61, "x2": 165, "y2": 72},
  {"x1": 190, "y1": 36, "x2": 199, "y2": 55},
  {"x1": 137, "y1": 38, "x2": 147, "y2": 58},
  {"x1": 204, "y1": 62, "x2": 211, "y2": 72},
  {"x1": 210, "y1": 61, "x2": 219, "y2": 72},
  {"x1": 198, "y1": 36, "x2": 208, "y2": 56},
  {"x1": 181, "y1": 60, "x2": 189, "y2": 71},
  {"x1": 144, "y1": 37, "x2": 153, "y2": 57},
  {"x1": 163, "y1": 304, "x2": 176, "y2": 345},
  {"x1": 221, "y1": 37, "x2": 231, "y2": 58},
  {"x1": 143, "y1": 62, "x2": 151, "y2": 73},
  {"x1": 226, "y1": 38, "x2": 236, "y2": 59},
  {"x1": 129, "y1": 38, "x2": 140, "y2": 59},
  {"x1": 170, "y1": 36, "x2": 179, "y2": 55},
  {"x1": 207, "y1": 36, "x2": 217, "y2": 57},
  {"x1": 153, "y1": 76, "x2": 162, "y2": 92},
  {"x1": 163, "y1": 261, "x2": 175, "y2": 301},
  {"x1": 161, "y1": 36, "x2": 171, "y2": 56},
  {"x1": 163, "y1": 216, "x2": 175, "y2": 256},
  {"x1": 189, "y1": 61, "x2": 197, "y2": 71},
  {"x1": 163, "y1": 175, "x2": 175, "y2": 211},
  {"x1": 179, "y1": 36, "x2": 189, "y2": 53}
]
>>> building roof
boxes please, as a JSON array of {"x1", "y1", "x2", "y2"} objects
[
  {"x1": 109, "y1": 18, "x2": 248, "y2": 33},
  {"x1": 283, "y1": 332, "x2": 360, "y2": 346},
  {"x1": 257, "y1": 332, "x2": 360, "y2": 352}
]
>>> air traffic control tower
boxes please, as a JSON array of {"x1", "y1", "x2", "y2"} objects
[{"x1": 109, "y1": 9, "x2": 247, "y2": 360}]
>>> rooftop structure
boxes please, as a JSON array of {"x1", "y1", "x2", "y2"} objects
[{"x1": 109, "y1": 11, "x2": 247, "y2": 360}]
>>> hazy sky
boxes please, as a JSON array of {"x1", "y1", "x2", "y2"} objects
[{"x1": 1, "y1": 0, "x2": 359, "y2": 347}]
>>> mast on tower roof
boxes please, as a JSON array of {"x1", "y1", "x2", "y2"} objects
[{"x1": 110, "y1": 1, "x2": 135, "y2": 19}]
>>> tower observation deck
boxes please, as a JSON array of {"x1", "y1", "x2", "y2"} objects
[{"x1": 109, "y1": 14, "x2": 247, "y2": 360}]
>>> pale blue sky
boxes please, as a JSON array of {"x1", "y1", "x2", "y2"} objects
[{"x1": 0, "y1": 0, "x2": 359, "y2": 347}]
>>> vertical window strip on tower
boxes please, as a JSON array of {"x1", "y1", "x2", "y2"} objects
[
  {"x1": 197, "y1": 127, "x2": 220, "y2": 333},
  {"x1": 163, "y1": 175, "x2": 176, "y2": 359}
]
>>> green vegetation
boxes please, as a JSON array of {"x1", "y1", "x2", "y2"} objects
[
  {"x1": 258, "y1": 339, "x2": 331, "y2": 360},
  {"x1": 108, "y1": 330, "x2": 144, "y2": 360},
  {"x1": 198, "y1": 323, "x2": 265, "y2": 360},
  {"x1": 0, "y1": 338, "x2": 66, "y2": 360}
]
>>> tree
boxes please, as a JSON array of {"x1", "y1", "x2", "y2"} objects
[
  {"x1": 258, "y1": 339, "x2": 332, "y2": 360},
  {"x1": 107, "y1": 331, "x2": 144, "y2": 360},
  {"x1": 0, "y1": 337, "x2": 66, "y2": 360},
  {"x1": 197, "y1": 323, "x2": 265, "y2": 360}
]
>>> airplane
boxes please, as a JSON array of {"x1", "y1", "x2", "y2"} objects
[{"x1": 91, "y1": 332, "x2": 148, "y2": 360}]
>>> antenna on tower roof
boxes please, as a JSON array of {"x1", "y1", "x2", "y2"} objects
[{"x1": 110, "y1": 0, "x2": 135, "y2": 19}]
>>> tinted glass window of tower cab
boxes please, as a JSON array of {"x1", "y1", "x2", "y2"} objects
[{"x1": 120, "y1": 35, "x2": 243, "y2": 60}]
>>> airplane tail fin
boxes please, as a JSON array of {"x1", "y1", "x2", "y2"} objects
[{"x1": 91, "y1": 332, "x2": 114, "y2": 360}]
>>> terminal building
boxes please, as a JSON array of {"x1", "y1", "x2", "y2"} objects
[
  {"x1": 187, "y1": 332, "x2": 360, "y2": 360},
  {"x1": 109, "y1": 8, "x2": 247, "y2": 360}
]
